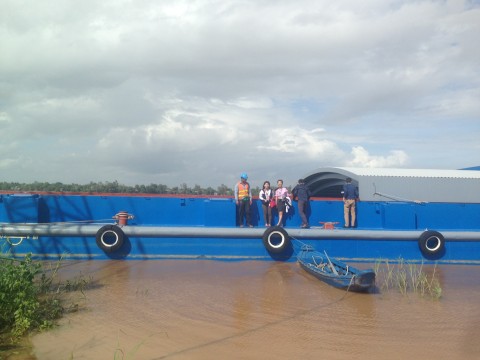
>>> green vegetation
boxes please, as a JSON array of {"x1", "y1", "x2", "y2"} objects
[
  {"x1": 374, "y1": 259, "x2": 442, "y2": 299},
  {"x1": 0, "y1": 180, "x2": 239, "y2": 196},
  {"x1": 0, "y1": 253, "x2": 91, "y2": 356},
  {"x1": 0, "y1": 180, "x2": 295, "y2": 197}
]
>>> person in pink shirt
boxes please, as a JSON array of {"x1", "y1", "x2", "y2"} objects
[{"x1": 274, "y1": 179, "x2": 289, "y2": 227}]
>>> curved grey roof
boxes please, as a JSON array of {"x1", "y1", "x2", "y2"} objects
[{"x1": 304, "y1": 167, "x2": 480, "y2": 203}]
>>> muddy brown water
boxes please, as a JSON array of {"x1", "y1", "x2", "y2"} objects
[{"x1": 30, "y1": 260, "x2": 480, "y2": 359}]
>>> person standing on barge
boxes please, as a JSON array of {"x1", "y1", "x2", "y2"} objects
[
  {"x1": 235, "y1": 173, "x2": 253, "y2": 227},
  {"x1": 342, "y1": 177, "x2": 359, "y2": 228},
  {"x1": 274, "y1": 179, "x2": 290, "y2": 227},
  {"x1": 259, "y1": 181, "x2": 274, "y2": 227},
  {"x1": 292, "y1": 178, "x2": 312, "y2": 228}
]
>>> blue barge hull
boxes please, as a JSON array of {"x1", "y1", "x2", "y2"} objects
[{"x1": 1, "y1": 193, "x2": 480, "y2": 264}]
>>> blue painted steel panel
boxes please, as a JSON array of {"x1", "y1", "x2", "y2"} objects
[
  {"x1": 0, "y1": 194, "x2": 39, "y2": 223},
  {"x1": 1, "y1": 193, "x2": 480, "y2": 263},
  {"x1": 3, "y1": 235, "x2": 480, "y2": 264}
]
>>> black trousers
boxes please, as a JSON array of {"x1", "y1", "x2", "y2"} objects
[
  {"x1": 238, "y1": 200, "x2": 251, "y2": 226},
  {"x1": 298, "y1": 200, "x2": 309, "y2": 225}
]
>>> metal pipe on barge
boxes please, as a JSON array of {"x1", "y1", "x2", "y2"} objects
[{"x1": 1, "y1": 223, "x2": 479, "y2": 241}]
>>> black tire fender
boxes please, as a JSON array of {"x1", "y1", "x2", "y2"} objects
[
  {"x1": 96, "y1": 225, "x2": 125, "y2": 253},
  {"x1": 262, "y1": 226, "x2": 291, "y2": 254},
  {"x1": 418, "y1": 230, "x2": 445, "y2": 256}
]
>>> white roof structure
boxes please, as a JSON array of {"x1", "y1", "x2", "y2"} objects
[
  {"x1": 303, "y1": 167, "x2": 480, "y2": 203},
  {"x1": 337, "y1": 167, "x2": 480, "y2": 179}
]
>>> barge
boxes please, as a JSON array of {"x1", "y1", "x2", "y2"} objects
[{"x1": 1, "y1": 167, "x2": 480, "y2": 264}]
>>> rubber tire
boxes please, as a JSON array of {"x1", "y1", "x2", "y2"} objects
[
  {"x1": 96, "y1": 225, "x2": 125, "y2": 253},
  {"x1": 262, "y1": 226, "x2": 291, "y2": 254},
  {"x1": 418, "y1": 230, "x2": 445, "y2": 256}
]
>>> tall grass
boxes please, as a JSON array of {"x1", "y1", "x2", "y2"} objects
[{"x1": 374, "y1": 258, "x2": 442, "y2": 299}]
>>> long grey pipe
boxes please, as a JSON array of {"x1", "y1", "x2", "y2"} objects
[{"x1": 1, "y1": 223, "x2": 479, "y2": 241}]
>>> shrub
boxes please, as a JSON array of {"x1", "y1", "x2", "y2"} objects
[{"x1": 0, "y1": 254, "x2": 64, "y2": 337}]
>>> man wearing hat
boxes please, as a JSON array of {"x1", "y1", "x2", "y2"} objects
[{"x1": 235, "y1": 173, "x2": 253, "y2": 227}]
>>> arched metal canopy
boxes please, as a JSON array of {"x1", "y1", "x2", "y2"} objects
[
  {"x1": 303, "y1": 167, "x2": 480, "y2": 203},
  {"x1": 303, "y1": 168, "x2": 357, "y2": 198}
]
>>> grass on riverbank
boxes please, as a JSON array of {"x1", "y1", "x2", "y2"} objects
[
  {"x1": 374, "y1": 259, "x2": 442, "y2": 299},
  {"x1": 0, "y1": 253, "x2": 91, "y2": 357}
]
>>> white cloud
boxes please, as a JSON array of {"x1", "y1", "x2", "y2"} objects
[
  {"x1": 0, "y1": 0, "x2": 479, "y2": 187},
  {"x1": 258, "y1": 127, "x2": 342, "y2": 160},
  {"x1": 348, "y1": 146, "x2": 409, "y2": 168}
]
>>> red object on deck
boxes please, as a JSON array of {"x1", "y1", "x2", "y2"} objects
[
  {"x1": 113, "y1": 211, "x2": 134, "y2": 226},
  {"x1": 319, "y1": 221, "x2": 339, "y2": 229}
]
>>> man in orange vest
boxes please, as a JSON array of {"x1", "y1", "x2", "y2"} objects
[{"x1": 235, "y1": 173, "x2": 253, "y2": 227}]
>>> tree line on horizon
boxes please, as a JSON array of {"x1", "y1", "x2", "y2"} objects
[{"x1": 0, "y1": 180, "x2": 266, "y2": 196}]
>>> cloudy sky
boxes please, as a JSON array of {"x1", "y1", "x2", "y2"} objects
[{"x1": 1, "y1": 0, "x2": 479, "y2": 189}]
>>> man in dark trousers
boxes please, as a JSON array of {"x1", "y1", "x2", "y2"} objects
[
  {"x1": 235, "y1": 173, "x2": 253, "y2": 227},
  {"x1": 292, "y1": 179, "x2": 312, "y2": 228},
  {"x1": 342, "y1": 177, "x2": 359, "y2": 228}
]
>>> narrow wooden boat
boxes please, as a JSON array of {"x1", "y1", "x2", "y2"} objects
[{"x1": 297, "y1": 245, "x2": 376, "y2": 292}]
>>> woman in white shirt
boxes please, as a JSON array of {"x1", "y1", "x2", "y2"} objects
[{"x1": 259, "y1": 181, "x2": 273, "y2": 227}]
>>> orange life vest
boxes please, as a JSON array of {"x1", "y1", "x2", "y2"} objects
[{"x1": 237, "y1": 182, "x2": 250, "y2": 200}]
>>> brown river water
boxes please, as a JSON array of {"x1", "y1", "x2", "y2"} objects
[{"x1": 29, "y1": 260, "x2": 480, "y2": 360}]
